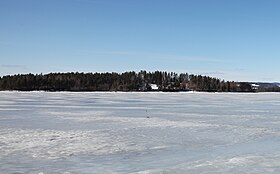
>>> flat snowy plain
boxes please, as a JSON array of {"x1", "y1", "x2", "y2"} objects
[{"x1": 0, "y1": 91, "x2": 280, "y2": 174}]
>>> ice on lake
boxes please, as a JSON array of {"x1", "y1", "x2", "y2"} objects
[{"x1": 0, "y1": 91, "x2": 280, "y2": 173}]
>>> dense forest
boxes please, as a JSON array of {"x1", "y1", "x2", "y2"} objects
[{"x1": 0, "y1": 71, "x2": 257, "y2": 92}]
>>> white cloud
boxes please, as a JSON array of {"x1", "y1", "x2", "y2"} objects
[{"x1": 0, "y1": 64, "x2": 27, "y2": 69}]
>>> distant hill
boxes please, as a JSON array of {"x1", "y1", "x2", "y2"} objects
[{"x1": 248, "y1": 82, "x2": 280, "y2": 92}]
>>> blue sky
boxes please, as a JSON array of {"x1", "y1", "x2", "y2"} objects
[{"x1": 1, "y1": 0, "x2": 280, "y2": 82}]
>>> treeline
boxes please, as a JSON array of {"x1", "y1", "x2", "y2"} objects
[
  {"x1": 0, "y1": 71, "x2": 254, "y2": 92},
  {"x1": 256, "y1": 87, "x2": 280, "y2": 92}
]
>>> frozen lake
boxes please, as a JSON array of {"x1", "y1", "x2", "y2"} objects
[{"x1": 0, "y1": 92, "x2": 280, "y2": 173}]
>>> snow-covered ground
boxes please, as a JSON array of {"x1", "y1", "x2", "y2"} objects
[{"x1": 0, "y1": 91, "x2": 280, "y2": 173}]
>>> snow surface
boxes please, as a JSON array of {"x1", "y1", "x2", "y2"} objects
[{"x1": 0, "y1": 92, "x2": 280, "y2": 173}]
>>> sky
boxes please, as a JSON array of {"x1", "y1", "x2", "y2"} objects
[{"x1": 1, "y1": 0, "x2": 280, "y2": 82}]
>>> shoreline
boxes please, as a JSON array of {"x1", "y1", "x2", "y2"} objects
[{"x1": 0, "y1": 90, "x2": 278, "y2": 94}]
